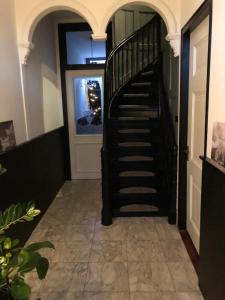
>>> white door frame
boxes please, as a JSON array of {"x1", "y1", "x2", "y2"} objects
[
  {"x1": 178, "y1": 0, "x2": 212, "y2": 234},
  {"x1": 187, "y1": 16, "x2": 209, "y2": 252}
]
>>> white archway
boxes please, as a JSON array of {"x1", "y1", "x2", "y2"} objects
[
  {"x1": 18, "y1": 0, "x2": 100, "y2": 64},
  {"x1": 18, "y1": 0, "x2": 181, "y2": 64},
  {"x1": 101, "y1": 0, "x2": 180, "y2": 56}
]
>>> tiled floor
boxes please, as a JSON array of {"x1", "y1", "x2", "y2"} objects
[{"x1": 27, "y1": 180, "x2": 204, "y2": 300}]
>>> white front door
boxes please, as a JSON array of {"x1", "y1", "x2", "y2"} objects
[
  {"x1": 187, "y1": 17, "x2": 209, "y2": 252},
  {"x1": 66, "y1": 70, "x2": 104, "y2": 179}
]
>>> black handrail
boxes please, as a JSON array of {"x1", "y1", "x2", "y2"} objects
[
  {"x1": 157, "y1": 55, "x2": 178, "y2": 224},
  {"x1": 104, "y1": 14, "x2": 160, "y2": 111},
  {"x1": 106, "y1": 14, "x2": 159, "y2": 67}
]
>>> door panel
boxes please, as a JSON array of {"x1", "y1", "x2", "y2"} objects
[
  {"x1": 187, "y1": 17, "x2": 209, "y2": 252},
  {"x1": 66, "y1": 70, "x2": 104, "y2": 179}
]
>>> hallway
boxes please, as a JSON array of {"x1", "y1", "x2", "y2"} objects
[{"x1": 26, "y1": 180, "x2": 203, "y2": 300}]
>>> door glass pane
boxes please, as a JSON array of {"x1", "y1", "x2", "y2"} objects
[
  {"x1": 66, "y1": 31, "x2": 106, "y2": 64},
  {"x1": 73, "y1": 76, "x2": 103, "y2": 135}
]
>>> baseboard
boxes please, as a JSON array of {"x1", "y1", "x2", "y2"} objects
[{"x1": 180, "y1": 229, "x2": 200, "y2": 275}]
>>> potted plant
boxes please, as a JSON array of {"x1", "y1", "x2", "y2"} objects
[{"x1": 0, "y1": 164, "x2": 54, "y2": 300}]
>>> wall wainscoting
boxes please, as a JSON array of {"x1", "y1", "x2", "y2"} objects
[
  {"x1": 199, "y1": 158, "x2": 225, "y2": 300},
  {"x1": 0, "y1": 127, "x2": 67, "y2": 244}
]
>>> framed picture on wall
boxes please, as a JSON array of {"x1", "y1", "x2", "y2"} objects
[
  {"x1": 211, "y1": 122, "x2": 225, "y2": 167},
  {"x1": 0, "y1": 121, "x2": 16, "y2": 154}
]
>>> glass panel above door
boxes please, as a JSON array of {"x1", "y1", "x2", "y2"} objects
[
  {"x1": 73, "y1": 76, "x2": 103, "y2": 135},
  {"x1": 66, "y1": 31, "x2": 106, "y2": 65}
]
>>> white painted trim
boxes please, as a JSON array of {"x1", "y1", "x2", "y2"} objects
[
  {"x1": 166, "y1": 33, "x2": 181, "y2": 57},
  {"x1": 17, "y1": 0, "x2": 181, "y2": 63},
  {"x1": 18, "y1": 65, "x2": 29, "y2": 140},
  {"x1": 101, "y1": 0, "x2": 179, "y2": 36}
]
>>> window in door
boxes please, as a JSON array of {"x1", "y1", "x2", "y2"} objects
[{"x1": 73, "y1": 76, "x2": 103, "y2": 135}]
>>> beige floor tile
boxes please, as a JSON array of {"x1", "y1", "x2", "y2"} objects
[
  {"x1": 127, "y1": 240, "x2": 165, "y2": 262},
  {"x1": 69, "y1": 263, "x2": 89, "y2": 292},
  {"x1": 94, "y1": 221, "x2": 128, "y2": 241},
  {"x1": 83, "y1": 292, "x2": 130, "y2": 300},
  {"x1": 90, "y1": 241, "x2": 127, "y2": 262},
  {"x1": 25, "y1": 272, "x2": 43, "y2": 293},
  {"x1": 70, "y1": 211, "x2": 98, "y2": 226},
  {"x1": 128, "y1": 262, "x2": 175, "y2": 292},
  {"x1": 36, "y1": 292, "x2": 83, "y2": 300},
  {"x1": 154, "y1": 219, "x2": 181, "y2": 241},
  {"x1": 127, "y1": 223, "x2": 159, "y2": 241},
  {"x1": 30, "y1": 293, "x2": 41, "y2": 300},
  {"x1": 161, "y1": 240, "x2": 191, "y2": 262},
  {"x1": 52, "y1": 240, "x2": 92, "y2": 262},
  {"x1": 167, "y1": 262, "x2": 200, "y2": 292},
  {"x1": 41, "y1": 262, "x2": 88, "y2": 292},
  {"x1": 42, "y1": 223, "x2": 67, "y2": 243},
  {"x1": 26, "y1": 180, "x2": 202, "y2": 300},
  {"x1": 130, "y1": 292, "x2": 179, "y2": 300},
  {"x1": 65, "y1": 224, "x2": 94, "y2": 243},
  {"x1": 177, "y1": 292, "x2": 204, "y2": 300},
  {"x1": 85, "y1": 262, "x2": 129, "y2": 292}
]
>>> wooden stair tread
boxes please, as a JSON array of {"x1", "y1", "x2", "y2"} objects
[
  {"x1": 118, "y1": 117, "x2": 150, "y2": 121},
  {"x1": 119, "y1": 142, "x2": 152, "y2": 147},
  {"x1": 119, "y1": 105, "x2": 151, "y2": 109},
  {"x1": 141, "y1": 70, "x2": 155, "y2": 76},
  {"x1": 119, "y1": 187, "x2": 157, "y2": 194},
  {"x1": 119, "y1": 156, "x2": 153, "y2": 162},
  {"x1": 119, "y1": 171, "x2": 155, "y2": 177},
  {"x1": 120, "y1": 204, "x2": 158, "y2": 212},
  {"x1": 119, "y1": 129, "x2": 150, "y2": 133},
  {"x1": 123, "y1": 93, "x2": 149, "y2": 98},
  {"x1": 131, "y1": 82, "x2": 152, "y2": 87}
]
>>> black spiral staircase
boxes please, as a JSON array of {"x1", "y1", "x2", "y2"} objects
[{"x1": 101, "y1": 14, "x2": 177, "y2": 225}]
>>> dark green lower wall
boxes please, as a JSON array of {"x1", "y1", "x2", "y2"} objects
[
  {"x1": 199, "y1": 158, "x2": 225, "y2": 300},
  {"x1": 0, "y1": 127, "x2": 67, "y2": 244}
]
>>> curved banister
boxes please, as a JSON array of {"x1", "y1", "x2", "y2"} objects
[
  {"x1": 106, "y1": 14, "x2": 159, "y2": 68},
  {"x1": 104, "y1": 14, "x2": 161, "y2": 123}
]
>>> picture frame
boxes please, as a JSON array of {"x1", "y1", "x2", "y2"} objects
[
  {"x1": 0, "y1": 121, "x2": 16, "y2": 154},
  {"x1": 211, "y1": 122, "x2": 225, "y2": 167}
]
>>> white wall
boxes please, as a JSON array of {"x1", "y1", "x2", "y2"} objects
[
  {"x1": 181, "y1": 0, "x2": 204, "y2": 27},
  {"x1": 207, "y1": 0, "x2": 225, "y2": 157},
  {"x1": 0, "y1": 0, "x2": 27, "y2": 144},
  {"x1": 24, "y1": 14, "x2": 63, "y2": 138}
]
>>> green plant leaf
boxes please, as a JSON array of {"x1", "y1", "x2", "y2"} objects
[
  {"x1": 10, "y1": 277, "x2": 31, "y2": 300},
  {"x1": 18, "y1": 251, "x2": 41, "y2": 274},
  {"x1": 18, "y1": 249, "x2": 30, "y2": 267},
  {"x1": 3, "y1": 237, "x2": 12, "y2": 250},
  {"x1": 0, "y1": 202, "x2": 41, "y2": 234},
  {"x1": 0, "y1": 256, "x2": 6, "y2": 264},
  {"x1": 11, "y1": 239, "x2": 20, "y2": 248},
  {"x1": 36, "y1": 257, "x2": 49, "y2": 280},
  {"x1": 27, "y1": 208, "x2": 41, "y2": 218},
  {"x1": 25, "y1": 241, "x2": 55, "y2": 252},
  {"x1": 0, "y1": 236, "x2": 6, "y2": 243}
]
